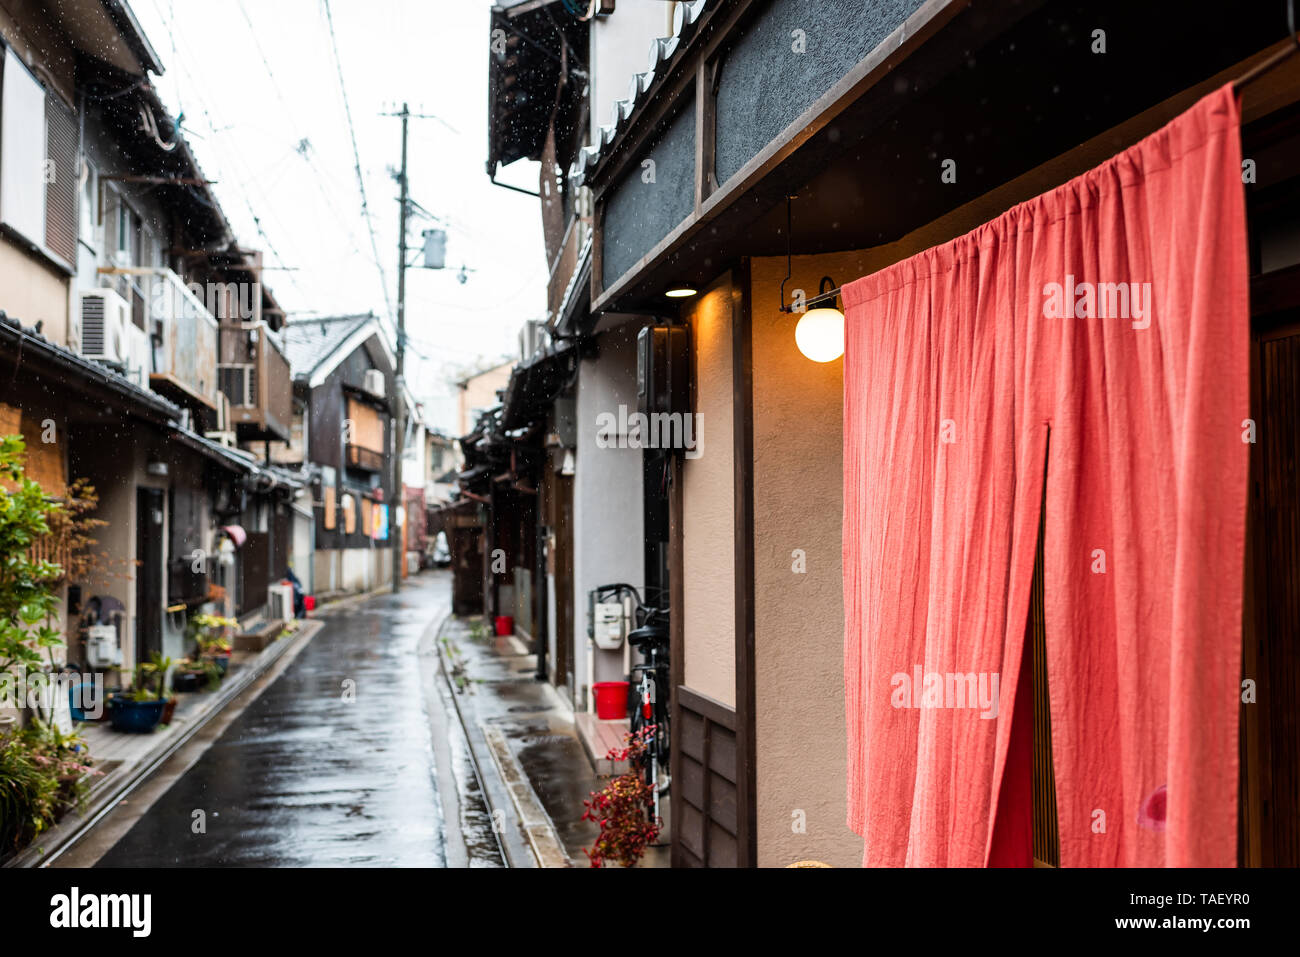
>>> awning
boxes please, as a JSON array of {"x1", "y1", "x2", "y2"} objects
[
  {"x1": 500, "y1": 342, "x2": 579, "y2": 431},
  {"x1": 486, "y1": 2, "x2": 588, "y2": 175}
]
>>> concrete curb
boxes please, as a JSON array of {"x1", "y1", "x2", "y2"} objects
[
  {"x1": 481, "y1": 724, "x2": 571, "y2": 868},
  {"x1": 433, "y1": 618, "x2": 560, "y2": 868},
  {"x1": 315, "y1": 583, "x2": 393, "y2": 612},
  {"x1": 4, "y1": 619, "x2": 324, "y2": 868}
]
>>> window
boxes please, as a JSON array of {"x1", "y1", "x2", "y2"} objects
[
  {"x1": 346, "y1": 398, "x2": 384, "y2": 451},
  {"x1": 116, "y1": 197, "x2": 129, "y2": 254},
  {"x1": 322, "y1": 485, "x2": 336, "y2": 530},
  {"x1": 1, "y1": 49, "x2": 49, "y2": 248},
  {"x1": 79, "y1": 160, "x2": 98, "y2": 244},
  {"x1": 0, "y1": 49, "x2": 78, "y2": 266}
]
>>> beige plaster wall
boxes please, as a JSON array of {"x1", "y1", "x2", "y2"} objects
[
  {"x1": 0, "y1": 240, "x2": 70, "y2": 345},
  {"x1": 750, "y1": 250, "x2": 875, "y2": 868},
  {"x1": 680, "y1": 273, "x2": 736, "y2": 707},
  {"x1": 457, "y1": 361, "x2": 514, "y2": 437}
]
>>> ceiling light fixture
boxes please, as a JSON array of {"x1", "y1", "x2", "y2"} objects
[{"x1": 665, "y1": 286, "x2": 698, "y2": 298}]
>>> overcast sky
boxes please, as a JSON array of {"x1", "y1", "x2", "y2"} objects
[{"x1": 131, "y1": 0, "x2": 546, "y2": 433}]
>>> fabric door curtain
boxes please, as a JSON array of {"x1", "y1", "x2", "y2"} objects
[{"x1": 842, "y1": 85, "x2": 1249, "y2": 867}]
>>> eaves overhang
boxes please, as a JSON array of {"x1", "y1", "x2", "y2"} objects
[
  {"x1": 568, "y1": 0, "x2": 712, "y2": 190},
  {"x1": 0, "y1": 312, "x2": 180, "y2": 424}
]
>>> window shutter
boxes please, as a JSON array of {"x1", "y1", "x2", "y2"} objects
[
  {"x1": 322, "y1": 485, "x2": 336, "y2": 530},
  {"x1": 44, "y1": 90, "x2": 78, "y2": 263}
]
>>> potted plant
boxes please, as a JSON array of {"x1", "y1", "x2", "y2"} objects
[
  {"x1": 581, "y1": 726, "x2": 662, "y2": 867},
  {"x1": 108, "y1": 659, "x2": 167, "y2": 733},
  {"x1": 187, "y1": 614, "x2": 236, "y2": 674},
  {"x1": 172, "y1": 655, "x2": 213, "y2": 692},
  {"x1": 150, "y1": 654, "x2": 178, "y2": 724}
]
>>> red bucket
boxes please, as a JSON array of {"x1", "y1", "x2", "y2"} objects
[
  {"x1": 304, "y1": 595, "x2": 316, "y2": 613},
  {"x1": 592, "y1": 681, "x2": 629, "y2": 720},
  {"x1": 494, "y1": 615, "x2": 514, "y2": 636}
]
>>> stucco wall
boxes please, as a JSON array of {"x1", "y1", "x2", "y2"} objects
[
  {"x1": 0, "y1": 240, "x2": 70, "y2": 344},
  {"x1": 572, "y1": 321, "x2": 646, "y2": 704},
  {"x1": 750, "y1": 250, "x2": 871, "y2": 868},
  {"x1": 681, "y1": 275, "x2": 736, "y2": 708},
  {"x1": 457, "y1": 361, "x2": 513, "y2": 437},
  {"x1": 70, "y1": 427, "x2": 170, "y2": 677}
]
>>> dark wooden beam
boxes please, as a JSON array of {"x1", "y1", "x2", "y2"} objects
[{"x1": 731, "y1": 258, "x2": 756, "y2": 867}]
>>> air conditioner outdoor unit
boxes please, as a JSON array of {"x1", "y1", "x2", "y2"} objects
[
  {"x1": 78, "y1": 288, "x2": 131, "y2": 363},
  {"x1": 363, "y1": 368, "x2": 385, "y2": 397},
  {"x1": 267, "y1": 582, "x2": 295, "y2": 622}
]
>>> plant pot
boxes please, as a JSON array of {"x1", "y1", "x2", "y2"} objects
[
  {"x1": 107, "y1": 695, "x2": 165, "y2": 734},
  {"x1": 160, "y1": 696, "x2": 177, "y2": 725},
  {"x1": 204, "y1": 653, "x2": 230, "y2": 676},
  {"x1": 171, "y1": 671, "x2": 206, "y2": 693}
]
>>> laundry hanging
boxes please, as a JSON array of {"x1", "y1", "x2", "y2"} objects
[{"x1": 842, "y1": 84, "x2": 1249, "y2": 867}]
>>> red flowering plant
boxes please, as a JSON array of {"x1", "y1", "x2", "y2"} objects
[{"x1": 581, "y1": 725, "x2": 660, "y2": 867}]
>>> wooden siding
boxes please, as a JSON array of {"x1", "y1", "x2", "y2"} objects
[
  {"x1": 1245, "y1": 319, "x2": 1300, "y2": 866},
  {"x1": 673, "y1": 686, "x2": 740, "y2": 867}
]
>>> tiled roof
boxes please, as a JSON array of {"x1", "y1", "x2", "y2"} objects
[
  {"x1": 569, "y1": 0, "x2": 710, "y2": 188},
  {"x1": 0, "y1": 312, "x2": 181, "y2": 420},
  {"x1": 281, "y1": 313, "x2": 375, "y2": 379}
]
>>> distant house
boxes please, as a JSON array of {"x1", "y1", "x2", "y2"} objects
[
  {"x1": 456, "y1": 359, "x2": 514, "y2": 437},
  {"x1": 282, "y1": 313, "x2": 398, "y2": 597}
]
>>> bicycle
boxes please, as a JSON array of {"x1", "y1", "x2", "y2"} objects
[
  {"x1": 630, "y1": 615, "x2": 671, "y2": 828},
  {"x1": 590, "y1": 583, "x2": 671, "y2": 822}
]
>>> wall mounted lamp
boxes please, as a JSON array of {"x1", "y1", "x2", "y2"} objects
[
  {"x1": 779, "y1": 195, "x2": 845, "y2": 362},
  {"x1": 793, "y1": 276, "x2": 845, "y2": 363}
]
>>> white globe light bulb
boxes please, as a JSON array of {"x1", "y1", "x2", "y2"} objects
[{"x1": 794, "y1": 306, "x2": 845, "y2": 362}]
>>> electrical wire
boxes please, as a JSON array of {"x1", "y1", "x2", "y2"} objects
[
  {"x1": 144, "y1": 0, "x2": 311, "y2": 302},
  {"x1": 322, "y1": 0, "x2": 395, "y2": 325}
]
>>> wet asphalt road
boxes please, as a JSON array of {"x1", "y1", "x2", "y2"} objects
[{"x1": 95, "y1": 572, "x2": 501, "y2": 867}]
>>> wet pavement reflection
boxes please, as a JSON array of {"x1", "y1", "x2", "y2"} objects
[{"x1": 97, "y1": 573, "x2": 502, "y2": 867}]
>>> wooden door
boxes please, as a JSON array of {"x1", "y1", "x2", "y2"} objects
[{"x1": 134, "y1": 488, "x2": 164, "y2": 664}]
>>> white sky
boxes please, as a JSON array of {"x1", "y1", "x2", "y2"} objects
[{"x1": 131, "y1": 0, "x2": 546, "y2": 433}]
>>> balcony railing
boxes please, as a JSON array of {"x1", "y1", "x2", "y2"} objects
[
  {"x1": 218, "y1": 322, "x2": 292, "y2": 442},
  {"x1": 98, "y1": 266, "x2": 220, "y2": 409},
  {"x1": 346, "y1": 444, "x2": 385, "y2": 472}
]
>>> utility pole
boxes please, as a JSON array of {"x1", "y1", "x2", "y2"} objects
[
  {"x1": 391, "y1": 102, "x2": 410, "y2": 595},
  {"x1": 383, "y1": 103, "x2": 454, "y2": 595}
]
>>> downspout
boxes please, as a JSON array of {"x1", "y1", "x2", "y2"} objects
[{"x1": 534, "y1": 508, "x2": 547, "y2": 681}]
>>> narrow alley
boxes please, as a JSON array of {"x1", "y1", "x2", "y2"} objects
[{"x1": 54, "y1": 573, "x2": 504, "y2": 868}]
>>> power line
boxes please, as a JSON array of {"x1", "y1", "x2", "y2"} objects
[
  {"x1": 322, "y1": 0, "x2": 394, "y2": 325},
  {"x1": 233, "y1": 0, "x2": 366, "y2": 259},
  {"x1": 145, "y1": 0, "x2": 311, "y2": 303}
]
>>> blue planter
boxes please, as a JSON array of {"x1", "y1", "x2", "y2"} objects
[
  {"x1": 69, "y1": 683, "x2": 104, "y2": 721},
  {"x1": 108, "y1": 696, "x2": 166, "y2": 733}
]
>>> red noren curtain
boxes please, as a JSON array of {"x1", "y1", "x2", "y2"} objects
[{"x1": 842, "y1": 85, "x2": 1248, "y2": 867}]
